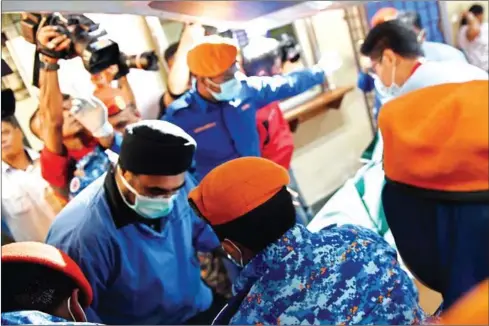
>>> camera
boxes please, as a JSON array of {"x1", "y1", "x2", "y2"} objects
[
  {"x1": 122, "y1": 51, "x2": 159, "y2": 71},
  {"x1": 21, "y1": 12, "x2": 120, "y2": 75},
  {"x1": 278, "y1": 33, "x2": 301, "y2": 63}
]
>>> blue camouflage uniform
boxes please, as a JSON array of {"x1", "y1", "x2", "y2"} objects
[
  {"x1": 1, "y1": 311, "x2": 97, "y2": 325},
  {"x1": 224, "y1": 223, "x2": 426, "y2": 325},
  {"x1": 163, "y1": 68, "x2": 325, "y2": 181}
]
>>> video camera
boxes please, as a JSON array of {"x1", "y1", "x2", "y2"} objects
[
  {"x1": 20, "y1": 13, "x2": 160, "y2": 86},
  {"x1": 21, "y1": 12, "x2": 120, "y2": 74}
]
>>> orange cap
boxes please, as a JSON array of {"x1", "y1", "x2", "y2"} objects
[
  {"x1": 187, "y1": 35, "x2": 238, "y2": 78},
  {"x1": 2, "y1": 242, "x2": 93, "y2": 307},
  {"x1": 380, "y1": 80, "x2": 489, "y2": 192},
  {"x1": 93, "y1": 87, "x2": 128, "y2": 117},
  {"x1": 188, "y1": 157, "x2": 290, "y2": 225},
  {"x1": 441, "y1": 279, "x2": 489, "y2": 325},
  {"x1": 370, "y1": 7, "x2": 399, "y2": 27}
]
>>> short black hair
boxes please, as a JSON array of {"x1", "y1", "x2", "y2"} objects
[
  {"x1": 211, "y1": 187, "x2": 296, "y2": 253},
  {"x1": 1, "y1": 115, "x2": 20, "y2": 128},
  {"x1": 2, "y1": 262, "x2": 78, "y2": 314},
  {"x1": 398, "y1": 11, "x2": 423, "y2": 30},
  {"x1": 360, "y1": 19, "x2": 423, "y2": 60},
  {"x1": 164, "y1": 42, "x2": 180, "y2": 64},
  {"x1": 469, "y1": 4, "x2": 484, "y2": 15}
]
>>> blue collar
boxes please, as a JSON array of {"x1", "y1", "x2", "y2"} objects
[{"x1": 232, "y1": 224, "x2": 308, "y2": 294}]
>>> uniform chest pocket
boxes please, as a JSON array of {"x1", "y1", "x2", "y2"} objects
[{"x1": 2, "y1": 188, "x2": 35, "y2": 216}]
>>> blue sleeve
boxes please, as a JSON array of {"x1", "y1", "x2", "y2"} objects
[
  {"x1": 109, "y1": 132, "x2": 123, "y2": 154},
  {"x1": 247, "y1": 66, "x2": 326, "y2": 106},
  {"x1": 357, "y1": 71, "x2": 375, "y2": 92},
  {"x1": 46, "y1": 225, "x2": 115, "y2": 323},
  {"x1": 184, "y1": 174, "x2": 220, "y2": 252}
]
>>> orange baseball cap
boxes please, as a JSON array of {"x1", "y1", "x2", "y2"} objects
[
  {"x1": 371, "y1": 7, "x2": 399, "y2": 27},
  {"x1": 187, "y1": 35, "x2": 238, "y2": 78},
  {"x1": 2, "y1": 242, "x2": 93, "y2": 307},
  {"x1": 188, "y1": 157, "x2": 290, "y2": 226},
  {"x1": 441, "y1": 279, "x2": 489, "y2": 325},
  {"x1": 380, "y1": 80, "x2": 489, "y2": 193}
]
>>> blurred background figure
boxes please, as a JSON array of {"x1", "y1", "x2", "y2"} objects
[
  {"x1": 1, "y1": 242, "x2": 94, "y2": 325},
  {"x1": 458, "y1": 3, "x2": 489, "y2": 72}
]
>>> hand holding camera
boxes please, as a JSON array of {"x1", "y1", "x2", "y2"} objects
[{"x1": 36, "y1": 25, "x2": 72, "y2": 62}]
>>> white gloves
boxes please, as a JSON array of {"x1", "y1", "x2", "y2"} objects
[{"x1": 70, "y1": 95, "x2": 114, "y2": 138}]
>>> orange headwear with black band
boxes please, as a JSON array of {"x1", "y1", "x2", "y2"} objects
[
  {"x1": 2, "y1": 242, "x2": 93, "y2": 307},
  {"x1": 379, "y1": 80, "x2": 489, "y2": 193},
  {"x1": 189, "y1": 157, "x2": 290, "y2": 226},
  {"x1": 187, "y1": 35, "x2": 238, "y2": 78},
  {"x1": 370, "y1": 7, "x2": 399, "y2": 27},
  {"x1": 441, "y1": 279, "x2": 489, "y2": 325}
]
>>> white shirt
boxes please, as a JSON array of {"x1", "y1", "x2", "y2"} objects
[
  {"x1": 458, "y1": 22, "x2": 489, "y2": 71},
  {"x1": 1, "y1": 148, "x2": 57, "y2": 242}
]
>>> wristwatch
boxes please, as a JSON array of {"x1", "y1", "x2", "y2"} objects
[{"x1": 40, "y1": 61, "x2": 60, "y2": 71}]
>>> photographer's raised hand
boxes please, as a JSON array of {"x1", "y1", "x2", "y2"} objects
[{"x1": 36, "y1": 25, "x2": 71, "y2": 59}]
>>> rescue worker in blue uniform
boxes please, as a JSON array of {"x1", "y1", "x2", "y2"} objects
[
  {"x1": 46, "y1": 120, "x2": 226, "y2": 325},
  {"x1": 163, "y1": 35, "x2": 327, "y2": 181},
  {"x1": 188, "y1": 157, "x2": 428, "y2": 325}
]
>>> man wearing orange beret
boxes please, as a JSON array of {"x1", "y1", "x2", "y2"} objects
[
  {"x1": 188, "y1": 157, "x2": 427, "y2": 325},
  {"x1": 379, "y1": 79, "x2": 489, "y2": 311},
  {"x1": 163, "y1": 35, "x2": 328, "y2": 182},
  {"x1": 1, "y1": 242, "x2": 94, "y2": 325}
]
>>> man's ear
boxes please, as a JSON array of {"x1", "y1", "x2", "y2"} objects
[{"x1": 382, "y1": 49, "x2": 397, "y2": 66}]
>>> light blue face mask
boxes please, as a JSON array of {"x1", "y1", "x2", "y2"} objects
[
  {"x1": 207, "y1": 77, "x2": 243, "y2": 102},
  {"x1": 118, "y1": 171, "x2": 176, "y2": 219},
  {"x1": 379, "y1": 59, "x2": 402, "y2": 98}
]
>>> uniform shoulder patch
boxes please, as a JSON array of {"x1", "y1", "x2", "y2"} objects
[{"x1": 69, "y1": 177, "x2": 81, "y2": 194}]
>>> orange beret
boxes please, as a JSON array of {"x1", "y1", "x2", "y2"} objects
[
  {"x1": 189, "y1": 157, "x2": 290, "y2": 225},
  {"x1": 380, "y1": 80, "x2": 489, "y2": 192},
  {"x1": 93, "y1": 87, "x2": 128, "y2": 117},
  {"x1": 441, "y1": 279, "x2": 489, "y2": 325},
  {"x1": 2, "y1": 242, "x2": 93, "y2": 307},
  {"x1": 371, "y1": 7, "x2": 399, "y2": 27},
  {"x1": 187, "y1": 36, "x2": 238, "y2": 78}
]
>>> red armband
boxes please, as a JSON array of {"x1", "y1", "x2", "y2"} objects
[{"x1": 40, "y1": 147, "x2": 72, "y2": 189}]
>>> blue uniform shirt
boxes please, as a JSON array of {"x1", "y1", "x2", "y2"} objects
[
  {"x1": 164, "y1": 67, "x2": 325, "y2": 180},
  {"x1": 45, "y1": 169, "x2": 220, "y2": 325},
  {"x1": 229, "y1": 224, "x2": 426, "y2": 325}
]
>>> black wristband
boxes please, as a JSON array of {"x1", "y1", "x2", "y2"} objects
[{"x1": 40, "y1": 61, "x2": 60, "y2": 71}]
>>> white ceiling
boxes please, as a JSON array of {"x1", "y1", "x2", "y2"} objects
[{"x1": 3, "y1": 1, "x2": 368, "y2": 31}]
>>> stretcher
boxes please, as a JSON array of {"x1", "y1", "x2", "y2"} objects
[{"x1": 307, "y1": 156, "x2": 413, "y2": 279}]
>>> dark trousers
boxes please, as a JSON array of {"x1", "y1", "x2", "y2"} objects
[
  {"x1": 185, "y1": 290, "x2": 228, "y2": 325},
  {"x1": 382, "y1": 182, "x2": 489, "y2": 310}
]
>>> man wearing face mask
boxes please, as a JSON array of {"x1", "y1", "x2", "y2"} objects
[
  {"x1": 46, "y1": 120, "x2": 225, "y2": 325},
  {"x1": 359, "y1": 20, "x2": 488, "y2": 99},
  {"x1": 163, "y1": 35, "x2": 327, "y2": 181},
  {"x1": 1, "y1": 242, "x2": 93, "y2": 325},
  {"x1": 188, "y1": 157, "x2": 428, "y2": 325}
]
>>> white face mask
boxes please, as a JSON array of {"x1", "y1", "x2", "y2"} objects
[
  {"x1": 118, "y1": 170, "x2": 177, "y2": 219},
  {"x1": 67, "y1": 297, "x2": 87, "y2": 323},
  {"x1": 379, "y1": 58, "x2": 402, "y2": 98}
]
